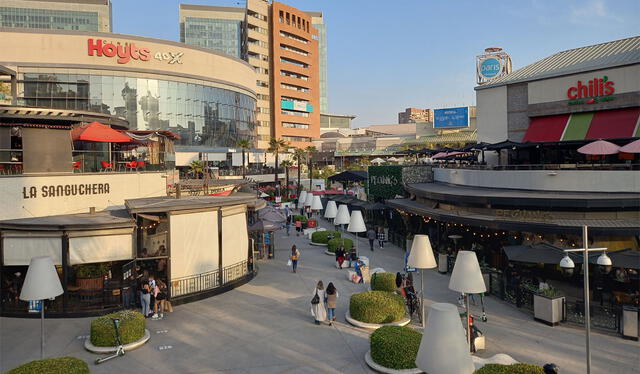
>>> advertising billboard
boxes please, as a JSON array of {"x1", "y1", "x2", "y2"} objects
[{"x1": 434, "y1": 107, "x2": 469, "y2": 128}]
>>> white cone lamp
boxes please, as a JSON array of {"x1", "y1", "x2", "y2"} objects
[
  {"x1": 334, "y1": 204, "x2": 350, "y2": 245},
  {"x1": 304, "y1": 192, "x2": 313, "y2": 207},
  {"x1": 347, "y1": 210, "x2": 367, "y2": 257},
  {"x1": 449, "y1": 250, "x2": 486, "y2": 351},
  {"x1": 407, "y1": 235, "x2": 437, "y2": 328},
  {"x1": 298, "y1": 190, "x2": 307, "y2": 209},
  {"x1": 416, "y1": 303, "x2": 475, "y2": 374},
  {"x1": 311, "y1": 195, "x2": 323, "y2": 211},
  {"x1": 324, "y1": 200, "x2": 337, "y2": 219},
  {"x1": 20, "y1": 256, "x2": 64, "y2": 359}
]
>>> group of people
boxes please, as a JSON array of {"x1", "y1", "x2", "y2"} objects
[
  {"x1": 333, "y1": 245, "x2": 357, "y2": 269},
  {"x1": 124, "y1": 267, "x2": 170, "y2": 320},
  {"x1": 310, "y1": 280, "x2": 339, "y2": 326},
  {"x1": 366, "y1": 227, "x2": 386, "y2": 251}
]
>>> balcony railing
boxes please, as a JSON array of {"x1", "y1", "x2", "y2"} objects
[{"x1": 171, "y1": 260, "x2": 250, "y2": 299}]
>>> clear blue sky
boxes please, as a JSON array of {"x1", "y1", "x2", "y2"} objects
[{"x1": 111, "y1": 0, "x2": 639, "y2": 127}]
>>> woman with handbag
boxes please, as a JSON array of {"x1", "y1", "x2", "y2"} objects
[
  {"x1": 310, "y1": 280, "x2": 327, "y2": 325},
  {"x1": 290, "y1": 245, "x2": 300, "y2": 273}
]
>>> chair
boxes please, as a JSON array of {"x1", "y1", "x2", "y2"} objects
[
  {"x1": 72, "y1": 161, "x2": 82, "y2": 172},
  {"x1": 125, "y1": 161, "x2": 138, "y2": 172},
  {"x1": 100, "y1": 161, "x2": 114, "y2": 172},
  {"x1": 136, "y1": 161, "x2": 146, "y2": 171}
]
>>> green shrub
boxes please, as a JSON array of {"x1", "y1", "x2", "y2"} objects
[
  {"x1": 293, "y1": 215, "x2": 308, "y2": 223},
  {"x1": 370, "y1": 326, "x2": 421, "y2": 369},
  {"x1": 371, "y1": 272, "x2": 397, "y2": 292},
  {"x1": 350, "y1": 291, "x2": 406, "y2": 324},
  {"x1": 5, "y1": 357, "x2": 89, "y2": 374},
  {"x1": 90, "y1": 310, "x2": 145, "y2": 347},
  {"x1": 327, "y1": 237, "x2": 353, "y2": 253},
  {"x1": 75, "y1": 263, "x2": 110, "y2": 278},
  {"x1": 311, "y1": 230, "x2": 341, "y2": 244},
  {"x1": 474, "y1": 363, "x2": 545, "y2": 374}
]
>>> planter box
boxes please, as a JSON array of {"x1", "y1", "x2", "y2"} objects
[
  {"x1": 77, "y1": 276, "x2": 104, "y2": 291},
  {"x1": 533, "y1": 294, "x2": 565, "y2": 326}
]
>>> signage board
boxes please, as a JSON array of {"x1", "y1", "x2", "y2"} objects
[
  {"x1": 434, "y1": 107, "x2": 469, "y2": 128},
  {"x1": 88, "y1": 38, "x2": 184, "y2": 65},
  {"x1": 479, "y1": 57, "x2": 502, "y2": 79},
  {"x1": 566, "y1": 76, "x2": 616, "y2": 105},
  {"x1": 368, "y1": 165, "x2": 404, "y2": 200}
]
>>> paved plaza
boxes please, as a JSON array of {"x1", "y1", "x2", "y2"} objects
[{"x1": 1, "y1": 218, "x2": 638, "y2": 374}]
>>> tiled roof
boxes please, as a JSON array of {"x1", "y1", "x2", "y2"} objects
[{"x1": 477, "y1": 36, "x2": 640, "y2": 89}]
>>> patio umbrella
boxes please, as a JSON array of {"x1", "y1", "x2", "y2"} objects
[
  {"x1": 248, "y1": 220, "x2": 282, "y2": 232},
  {"x1": 577, "y1": 140, "x2": 620, "y2": 155},
  {"x1": 619, "y1": 139, "x2": 640, "y2": 153},
  {"x1": 371, "y1": 157, "x2": 385, "y2": 164},
  {"x1": 71, "y1": 122, "x2": 132, "y2": 143},
  {"x1": 258, "y1": 206, "x2": 286, "y2": 224}
]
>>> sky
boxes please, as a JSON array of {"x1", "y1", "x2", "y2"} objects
[{"x1": 111, "y1": 0, "x2": 640, "y2": 127}]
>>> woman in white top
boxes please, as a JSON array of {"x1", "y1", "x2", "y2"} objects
[{"x1": 311, "y1": 280, "x2": 327, "y2": 325}]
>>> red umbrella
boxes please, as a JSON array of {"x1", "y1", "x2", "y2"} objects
[
  {"x1": 577, "y1": 140, "x2": 620, "y2": 155},
  {"x1": 71, "y1": 122, "x2": 132, "y2": 143},
  {"x1": 619, "y1": 139, "x2": 640, "y2": 153}
]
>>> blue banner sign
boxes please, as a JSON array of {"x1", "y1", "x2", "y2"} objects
[{"x1": 434, "y1": 107, "x2": 469, "y2": 128}]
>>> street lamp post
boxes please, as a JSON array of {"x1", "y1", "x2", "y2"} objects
[
  {"x1": 559, "y1": 225, "x2": 610, "y2": 374},
  {"x1": 407, "y1": 235, "x2": 437, "y2": 328}
]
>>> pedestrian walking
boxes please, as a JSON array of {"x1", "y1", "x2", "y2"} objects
[
  {"x1": 335, "y1": 246, "x2": 345, "y2": 269},
  {"x1": 286, "y1": 214, "x2": 292, "y2": 236},
  {"x1": 377, "y1": 227, "x2": 386, "y2": 248},
  {"x1": 325, "y1": 282, "x2": 338, "y2": 325},
  {"x1": 152, "y1": 278, "x2": 167, "y2": 320},
  {"x1": 367, "y1": 227, "x2": 376, "y2": 251},
  {"x1": 311, "y1": 280, "x2": 327, "y2": 325},
  {"x1": 295, "y1": 219, "x2": 302, "y2": 236},
  {"x1": 290, "y1": 245, "x2": 300, "y2": 273}
]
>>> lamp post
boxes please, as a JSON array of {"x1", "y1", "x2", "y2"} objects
[
  {"x1": 558, "y1": 226, "x2": 610, "y2": 374},
  {"x1": 448, "y1": 250, "x2": 486, "y2": 351},
  {"x1": 334, "y1": 204, "x2": 350, "y2": 246},
  {"x1": 19, "y1": 256, "x2": 64, "y2": 359},
  {"x1": 347, "y1": 210, "x2": 366, "y2": 257},
  {"x1": 407, "y1": 235, "x2": 437, "y2": 328},
  {"x1": 311, "y1": 195, "x2": 323, "y2": 218},
  {"x1": 324, "y1": 200, "x2": 337, "y2": 224},
  {"x1": 416, "y1": 303, "x2": 475, "y2": 374}
]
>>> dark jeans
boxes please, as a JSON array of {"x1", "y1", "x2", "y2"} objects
[
  {"x1": 292, "y1": 260, "x2": 298, "y2": 272},
  {"x1": 369, "y1": 239, "x2": 374, "y2": 251}
]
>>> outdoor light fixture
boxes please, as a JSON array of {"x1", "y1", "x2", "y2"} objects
[
  {"x1": 304, "y1": 192, "x2": 313, "y2": 207},
  {"x1": 347, "y1": 210, "x2": 367, "y2": 256},
  {"x1": 311, "y1": 195, "x2": 323, "y2": 211},
  {"x1": 19, "y1": 256, "x2": 64, "y2": 359},
  {"x1": 449, "y1": 250, "x2": 486, "y2": 351},
  {"x1": 558, "y1": 226, "x2": 609, "y2": 374},
  {"x1": 298, "y1": 190, "x2": 307, "y2": 207},
  {"x1": 415, "y1": 303, "x2": 475, "y2": 374},
  {"x1": 324, "y1": 200, "x2": 337, "y2": 219},
  {"x1": 334, "y1": 204, "x2": 350, "y2": 226},
  {"x1": 407, "y1": 235, "x2": 437, "y2": 328}
]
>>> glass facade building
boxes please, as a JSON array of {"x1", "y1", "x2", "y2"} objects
[
  {"x1": 182, "y1": 17, "x2": 243, "y2": 58},
  {"x1": 0, "y1": 7, "x2": 100, "y2": 31},
  {"x1": 313, "y1": 22, "x2": 328, "y2": 113},
  {"x1": 18, "y1": 70, "x2": 257, "y2": 148}
]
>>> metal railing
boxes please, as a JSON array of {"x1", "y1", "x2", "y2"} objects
[
  {"x1": 437, "y1": 163, "x2": 640, "y2": 171},
  {"x1": 222, "y1": 261, "x2": 249, "y2": 284},
  {"x1": 171, "y1": 260, "x2": 250, "y2": 299},
  {"x1": 0, "y1": 148, "x2": 24, "y2": 175}
]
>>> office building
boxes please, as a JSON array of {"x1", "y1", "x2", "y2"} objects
[
  {"x1": 398, "y1": 107, "x2": 433, "y2": 124},
  {"x1": 0, "y1": 0, "x2": 111, "y2": 32},
  {"x1": 179, "y1": 4, "x2": 245, "y2": 59},
  {"x1": 307, "y1": 11, "x2": 327, "y2": 113}
]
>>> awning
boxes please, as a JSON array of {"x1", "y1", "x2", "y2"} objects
[
  {"x1": 71, "y1": 121, "x2": 132, "y2": 143},
  {"x1": 503, "y1": 243, "x2": 583, "y2": 265},
  {"x1": 523, "y1": 107, "x2": 640, "y2": 142}
]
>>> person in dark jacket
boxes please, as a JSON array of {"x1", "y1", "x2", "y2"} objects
[{"x1": 367, "y1": 228, "x2": 376, "y2": 251}]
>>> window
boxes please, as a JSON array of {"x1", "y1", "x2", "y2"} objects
[
  {"x1": 280, "y1": 83, "x2": 309, "y2": 93},
  {"x1": 279, "y1": 31, "x2": 308, "y2": 44},
  {"x1": 257, "y1": 94, "x2": 270, "y2": 101},
  {"x1": 281, "y1": 110, "x2": 309, "y2": 118},
  {"x1": 256, "y1": 80, "x2": 269, "y2": 87},
  {"x1": 280, "y1": 70, "x2": 309, "y2": 81},
  {"x1": 280, "y1": 44, "x2": 308, "y2": 56},
  {"x1": 280, "y1": 57, "x2": 308, "y2": 68},
  {"x1": 282, "y1": 135, "x2": 311, "y2": 142},
  {"x1": 259, "y1": 107, "x2": 269, "y2": 114},
  {"x1": 281, "y1": 97, "x2": 308, "y2": 105}
]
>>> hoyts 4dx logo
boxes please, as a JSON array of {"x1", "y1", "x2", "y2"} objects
[
  {"x1": 88, "y1": 38, "x2": 183, "y2": 65},
  {"x1": 566, "y1": 76, "x2": 615, "y2": 105}
]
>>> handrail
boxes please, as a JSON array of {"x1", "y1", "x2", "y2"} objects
[{"x1": 171, "y1": 260, "x2": 249, "y2": 298}]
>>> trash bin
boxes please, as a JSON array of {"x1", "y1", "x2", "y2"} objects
[
  {"x1": 622, "y1": 305, "x2": 638, "y2": 340},
  {"x1": 438, "y1": 253, "x2": 448, "y2": 273}
]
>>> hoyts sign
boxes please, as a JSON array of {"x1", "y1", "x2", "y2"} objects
[
  {"x1": 87, "y1": 38, "x2": 184, "y2": 65},
  {"x1": 88, "y1": 38, "x2": 150, "y2": 64},
  {"x1": 566, "y1": 76, "x2": 615, "y2": 104}
]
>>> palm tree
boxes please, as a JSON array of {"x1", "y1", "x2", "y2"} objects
[
  {"x1": 189, "y1": 160, "x2": 204, "y2": 178},
  {"x1": 236, "y1": 139, "x2": 251, "y2": 179},
  {"x1": 268, "y1": 137, "x2": 289, "y2": 194},
  {"x1": 292, "y1": 147, "x2": 306, "y2": 197},
  {"x1": 305, "y1": 146, "x2": 317, "y2": 190},
  {"x1": 280, "y1": 159, "x2": 293, "y2": 198}
]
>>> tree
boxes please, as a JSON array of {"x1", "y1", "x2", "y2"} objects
[
  {"x1": 292, "y1": 147, "x2": 306, "y2": 197},
  {"x1": 305, "y1": 146, "x2": 317, "y2": 190},
  {"x1": 189, "y1": 160, "x2": 204, "y2": 178},
  {"x1": 268, "y1": 137, "x2": 289, "y2": 194},
  {"x1": 236, "y1": 139, "x2": 251, "y2": 179},
  {"x1": 280, "y1": 159, "x2": 293, "y2": 198}
]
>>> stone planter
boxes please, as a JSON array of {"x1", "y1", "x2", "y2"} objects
[
  {"x1": 345, "y1": 311, "x2": 411, "y2": 330},
  {"x1": 533, "y1": 294, "x2": 565, "y2": 326},
  {"x1": 85, "y1": 329, "x2": 151, "y2": 354},
  {"x1": 310, "y1": 241, "x2": 328, "y2": 246},
  {"x1": 364, "y1": 351, "x2": 423, "y2": 374}
]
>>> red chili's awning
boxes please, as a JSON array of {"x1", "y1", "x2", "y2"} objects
[
  {"x1": 71, "y1": 122, "x2": 132, "y2": 143},
  {"x1": 523, "y1": 107, "x2": 640, "y2": 142}
]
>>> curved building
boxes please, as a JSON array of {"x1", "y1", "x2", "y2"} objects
[{"x1": 0, "y1": 28, "x2": 258, "y2": 148}]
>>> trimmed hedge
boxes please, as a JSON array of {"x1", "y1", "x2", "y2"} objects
[
  {"x1": 293, "y1": 215, "x2": 308, "y2": 223},
  {"x1": 370, "y1": 272, "x2": 397, "y2": 292},
  {"x1": 5, "y1": 357, "x2": 89, "y2": 374},
  {"x1": 350, "y1": 291, "x2": 406, "y2": 324},
  {"x1": 474, "y1": 363, "x2": 545, "y2": 374},
  {"x1": 311, "y1": 230, "x2": 341, "y2": 244},
  {"x1": 370, "y1": 326, "x2": 421, "y2": 370},
  {"x1": 327, "y1": 237, "x2": 353, "y2": 253},
  {"x1": 90, "y1": 310, "x2": 145, "y2": 347}
]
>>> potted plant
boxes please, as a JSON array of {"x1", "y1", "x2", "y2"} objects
[
  {"x1": 533, "y1": 287, "x2": 565, "y2": 326},
  {"x1": 75, "y1": 263, "x2": 110, "y2": 291}
]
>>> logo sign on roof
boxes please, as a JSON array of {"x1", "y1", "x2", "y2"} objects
[
  {"x1": 434, "y1": 107, "x2": 469, "y2": 129},
  {"x1": 87, "y1": 38, "x2": 184, "y2": 65},
  {"x1": 479, "y1": 57, "x2": 502, "y2": 79}
]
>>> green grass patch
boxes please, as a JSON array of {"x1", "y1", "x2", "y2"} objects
[
  {"x1": 90, "y1": 310, "x2": 145, "y2": 347},
  {"x1": 5, "y1": 357, "x2": 89, "y2": 374},
  {"x1": 349, "y1": 291, "x2": 406, "y2": 324}
]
